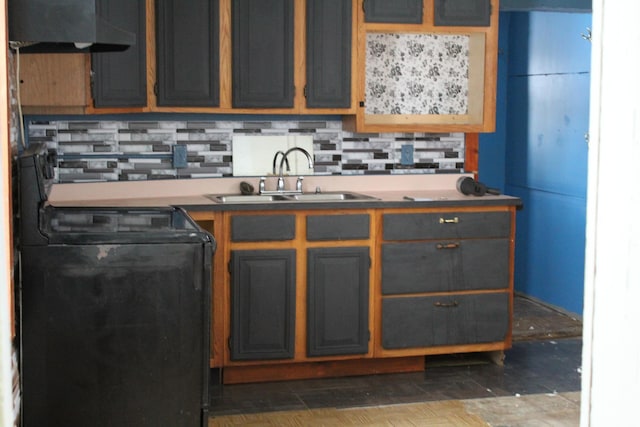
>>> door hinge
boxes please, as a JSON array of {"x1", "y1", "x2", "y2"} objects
[
  {"x1": 367, "y1": 330, "x2": 371, "y2": 342},
  {"x1": 153, "y1": 82, "x2": 159, "y2": 97},
  {"x1": 368, "y1": 256, "x2": 372, "y2": 269},
  {"x1": 303, "y1": 85, "x2": 307, "y2": 98},
  {"x1": 227, "y1": 260, "x2": 232, "y2": 274},
  {"x1": 227, "y1": 337, "x2": 232, "y2": 351}
]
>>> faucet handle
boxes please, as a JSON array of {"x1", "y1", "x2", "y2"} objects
[
  {"x1": 258, "y1": 176, "x2": 266, "y2": 194},
  {"x1": 296, "y1": 176, "x2": 304, "y2": 192}
]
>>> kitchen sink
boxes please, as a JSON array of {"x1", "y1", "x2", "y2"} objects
[
  {"x1": 285, "y1": 192, "x2": 378, "y2": 202},
  {"x1": 205, "y1": 194, "x2": 289, "y2": 203},
  {"x1": 206, "y1": 191, "x2": 378, "y2": 203}
]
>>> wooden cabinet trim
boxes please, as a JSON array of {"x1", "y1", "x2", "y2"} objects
[{"x1": 350, "y1": 0, "x2": 499, "y2": 133}]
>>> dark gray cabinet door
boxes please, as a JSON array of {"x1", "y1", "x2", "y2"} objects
[
  {"x1": 232, "y1": 0, "x2": 294, "y2": 108},
  {"x1": 434, "y1": 0, "x2": 491, "y2": 26},
  {"x1": 305, "y1": 0, "x2": 352, "y2": 108},
  {"x1": 382, "y1": 293, "x2": 509, "y2": 349},
  {"x1": 307, "y1": 247, "x2": 370, "y2": 357},
  {"x1": 363, "y1": 0, "x2": 423, "y2": 24},
  {"x1": 92, "y1": 0, "x2": 146, "y2": 107},
  {"x1": 230, "y1": 249, "x2": 296, "y2": 360},
  {"x1": 156, "y1": 0, "x2": 219, "y2": 106}
]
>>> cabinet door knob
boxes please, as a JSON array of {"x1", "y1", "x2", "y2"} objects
[{"x1": 439, "y1": 217, "x2": 459, "y2": 224}]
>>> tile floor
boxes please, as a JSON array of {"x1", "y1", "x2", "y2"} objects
[
  {"x1": 209, "y1": 339, "x2": 582, "y2": 415},
  {"x1": 209, "y1": 296, "x2": 583, "y2": 425}
]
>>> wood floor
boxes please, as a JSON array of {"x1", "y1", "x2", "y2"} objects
[
  {"x1": 209, "y1": 295, "x2": 583, "y2": 426},
  {"x1": 210, "y1": 392, "x2": 581, "y2": 426}
]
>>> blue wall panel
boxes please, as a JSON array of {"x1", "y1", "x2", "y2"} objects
[
  {"x1": 508, "y1": 12, "x2": 592, "y2": 75},
  {"x1": 506, "y1": 73, "x2": 589, "y2": 197},
  {"x1": 507, "y1": 185, "x2": 586, "y2": 314},
  {"x1": 478, "y1": 13, "x2": 510, "y2": 191},
  {"x1": 481, "y1": 11, "x2": 591, "y2": 315}
]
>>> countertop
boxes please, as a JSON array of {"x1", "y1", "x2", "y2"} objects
[{"x1": 48, "y1": 174, "x2": 522, "y2": 210}]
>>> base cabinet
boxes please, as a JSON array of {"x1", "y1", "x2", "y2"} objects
[
  {"x1": 378, "y1": 207, "x2": 514, "y2": 356},
  {"x1": 229, "y1": 249, "x2": 296, "y2": 360},
  {"x1": 214, "y1": 205, "x2": 516, "y2": 383},
  {"x1": 307, "y1": 247, "x2": 370, "y2": 357}
]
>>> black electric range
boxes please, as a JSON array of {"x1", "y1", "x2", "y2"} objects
[{"x1": 17, "y1": 143, "x2": 215, "y2": 427}]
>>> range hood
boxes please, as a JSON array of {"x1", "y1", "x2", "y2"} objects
[{"x1": 8, "y1": 0, "x2": 135, "y2": 53}]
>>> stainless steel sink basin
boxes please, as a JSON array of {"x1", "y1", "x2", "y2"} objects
[
  {"x1": 285, "y1": 192, "x2": 378, "y2": 202},
  {"x1": 206, "y1": 191, "x2": 378, "y2": 203},
  {"x1": 205, "y1": 194, "x2": 289, "y2": 203}
]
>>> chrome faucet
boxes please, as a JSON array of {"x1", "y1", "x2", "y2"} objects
[
  {"x1": 272, "y1": 150, "x2": 290, "y2": 176},
  {"x1": 278, "y1": 147, "x2": 314, "y2": 192}
]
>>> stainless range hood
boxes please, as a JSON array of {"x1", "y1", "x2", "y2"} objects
[{"x1": 8, "y1": 0, "x2": 135, "y2": 53}]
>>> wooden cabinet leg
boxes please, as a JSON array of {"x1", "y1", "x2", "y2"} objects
[{"x1": 487, "y1": 350, "x2": 505, "y2": 366}]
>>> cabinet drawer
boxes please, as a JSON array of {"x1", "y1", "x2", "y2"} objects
[
  {"x1": 383, "y1": 211, "x2": 510, "y2": 240},
  {"x1": 231, "y1": 215, "x2": 295, "y2": 242},
  {"x1": 382, "y1": 239, "x2": 509, "y2": 294},
  {"x1": 382, "y1": 293, "x2": 509, "y2": 349},
  {"x1": 306, "y1": 214, "x2": 370, "y2": 241}
]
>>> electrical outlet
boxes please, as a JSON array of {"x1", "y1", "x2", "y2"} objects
[
  {"x1": 400, "y1": 144, "x2": 414, "y2": 165},
  {"x1": 172, "y1": 145, "x2": 188, "y2": 168}
]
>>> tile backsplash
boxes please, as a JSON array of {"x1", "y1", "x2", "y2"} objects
[{"x1": 26, "y1": 117, "x2": 465, "y2": 183}]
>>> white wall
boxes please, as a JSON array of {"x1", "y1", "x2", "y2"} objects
[
  {"x1": 581, "y1": 0, "x2": 640, "y2": 425},
  {"x1": 1, "y1": 0, "x2": 16, "y2": 424}
]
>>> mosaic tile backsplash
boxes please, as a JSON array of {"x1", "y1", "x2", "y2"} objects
[
  {"x1": 26, "y1": 118, "x2": 465, "y2": 183},
  {"x1": 366, "y1": 33, "x2": 470, "y2": 115}
]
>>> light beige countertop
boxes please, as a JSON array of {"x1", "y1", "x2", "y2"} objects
[{"x1": 48, "y1": 174, "x2": 520, "y2": 209}]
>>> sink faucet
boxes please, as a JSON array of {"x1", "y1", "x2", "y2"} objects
[
  {"x1": 278, "y1": 147, "x2": 314, "y2": 192},
  {"x1": 272, "y1": 150, "x2": 290, "y2": 176}
]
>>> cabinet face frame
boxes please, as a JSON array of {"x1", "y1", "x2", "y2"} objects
[
  {"x1": 215, "y1": 209, "x2": 377, "y2": 370},
  {"x1": 200, "y1": 205, "x2": 515, "y2": 381},
  {"x1": 348, "y1": 0, "x2": 499, "y2": 133}
]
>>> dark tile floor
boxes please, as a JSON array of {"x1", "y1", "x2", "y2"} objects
[
  {"x1": 209, "y1": 296, "x2": 583, "y2": 417},
  {"x1": 209, "y1": 338, "x2": 582, "y2": 416}
]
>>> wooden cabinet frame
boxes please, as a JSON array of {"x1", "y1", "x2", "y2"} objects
[
  {"x1": 191, "y1": 203, "x2": 516, "y2": 384},
  {"x1": 344, "y1": 0, "x2": 500, "y2": 133},
  {"x1": 18, "y1": 0, "x2": 498, "y2": 134}
]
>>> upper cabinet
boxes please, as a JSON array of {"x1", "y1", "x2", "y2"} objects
[
  {"x1": 231, "y1": 0, "x2": 295, "y2": 108},
  {"x1": 434, "y1": 0, "x2": 492, "y2": 26},
  {"x1": 344, "y1": 0, "x2": 499, "y2": 133},
  {"x1": 91, "y1": 0, "x2": 147, "y2": 108},
  {"x1": 15, "y1": 0, "x2": 497, "y2": 132},
  {"x1": 363, "y1": 0, "x2": 423, "y2": 24},
  {"x1": 156, "y1": 0, "x2": 220, "y2": 107},
  {"x1": 305, "y1": 0, "x2": 353, "y2": 109}
]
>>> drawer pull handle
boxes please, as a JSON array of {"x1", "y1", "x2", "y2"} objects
[
  {"x1": 436, "y1": 243, "x2": 460, "y2": 250},
  {"x1": 434, "y1": 301, "x2": 459, "y2": 308},
  {"x1": 439, "y1": 217, "x2": 459, "y2": 224}
]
